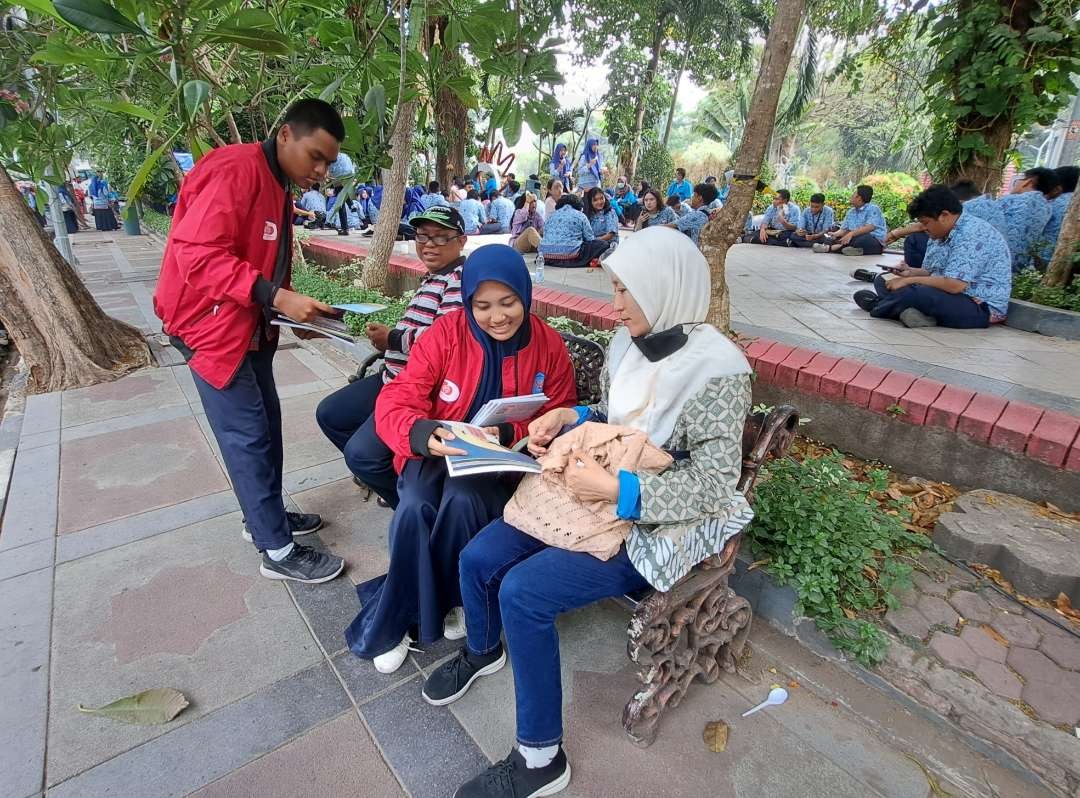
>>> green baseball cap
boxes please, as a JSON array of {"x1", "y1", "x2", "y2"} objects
[{"x1": 409, "y1": 205, "x2": 466, "y2": 234}]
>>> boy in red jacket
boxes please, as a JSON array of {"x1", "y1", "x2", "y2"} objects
[{"x1": 154, "y1": 99, "x2": 346, "y2": 584}]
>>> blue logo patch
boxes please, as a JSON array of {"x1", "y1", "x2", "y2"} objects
[{"x1": 532, "y1": 371, "x2": 546, "y2": 394}]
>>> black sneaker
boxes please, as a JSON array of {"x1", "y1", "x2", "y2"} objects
[
  {"x1": 851, "y1": 268, "x2": 877, "y2": 283},
  {"x1": 455, "y1": 747, "x2": 570, "y2": 798},
  {"x1": 853, "y1": 290, "x2": 880, "y2": 312},
  {"x1": 242, "y1": 512, "x2": 323, "y2": 543},
  {"x1": 259, "y1": 544, "x2": 344, "y2": 583},
  {"x1": 423, "y1": 644, "x2": 506, "y2": 706}
]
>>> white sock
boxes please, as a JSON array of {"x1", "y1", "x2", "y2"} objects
[
  {"x1": 518, "y1": 744, "x2": 558, "y2": 769},
  {"x1": 267, "y1": 542, "x2": 295, "y2": 562}
]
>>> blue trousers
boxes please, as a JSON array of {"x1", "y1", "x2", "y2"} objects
[
  {"x1": 460, "y1": 519, "x2": 649, "y2": 746},
  {"x1": 345, "y1": 459, "x2": 512, "y2": 658},
  {"x1": 870, "y1": 274, "x2": 990, "y2": 329},
  {"x1": 192, "y1": 344, "x2": 291, "y2": 551},
  {"x1": 904, "y1": 231, "x2": 929, "y2": 268},
  {"x1": 315, "y1": 373, "x2": 399, "y2": 507}
]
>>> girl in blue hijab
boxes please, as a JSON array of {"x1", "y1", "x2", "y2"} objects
[
  {"x1": 576, "y1": 137, "x2": 603, "y2": 191},
  {"x1": 550, "y1": 142, "x2": 572, "y2": 188},
  {"x1": 357, "y1": 186, "x2": 379, "y2": 226},
  {"x1": 347, "y1": 245, "x2": 577, "y2": 674}
]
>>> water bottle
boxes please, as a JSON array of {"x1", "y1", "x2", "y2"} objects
[{"x1": 534, "y1": 254, "x2": 545, "y2": 284}]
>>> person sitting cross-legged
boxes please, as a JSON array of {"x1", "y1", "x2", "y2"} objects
[
  {"x1": 789, "y1": 192, "x2": 835, "y2": 248},
  {"x1": 1040, "y1": 165, "x2": 1078, "y2": 266},
  {"x1": 422, "y1": 227, "x2": 755, "y2": 798},
  {"x1": 634, "y1": 188, "x2": 678, "y2": 230},
  {"x1": 853, "y1": 184, "x2": 1011, "y2": 329},
  {"x1": 751, "y1": 188, "x2": 800, "y2": 246},
  {"x1": 509, "y1": 192, "x2": 545, "y2": 254},
  {"x1": 480, "y1": 187, "x2": 516, "y2": 234},
  {"x1": 950, "y1": 180, "x2": 1008, "y2": 240},
  {"x1": 539, "y1": 193, "x2": 612, "y2": 268},
  {"x1": 665, "y1": 193, "x2": 688, "y2": 217},
  {"x1": 584, "y1": 187, "x2": 620, "y2": 249},
  {"x1": 663, "y1": 182, "x2": 719, "y2": 247},
  {"x1": 611, "y1": 176, "x2": 640, "y2": 224},
  {"x1": 813, "y1": 184, "x2": 887, "y2": 255},
  {"x1": 345, "y1": 245, "x2": 577, "y2": 675},
  {"x1": 997, "y1": 166, "x2": 1058, "y2": 272},
  {"x1": 420, "y1": 180, "x2": 450, "y2": 210}
]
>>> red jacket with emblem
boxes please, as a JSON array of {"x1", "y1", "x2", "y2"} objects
[
  {"x1": 375, "y1": 310, "x2": 578, "y2": 472},
  {"x1": 153, "y1": 142, "x2": 291, "y2": 389}
]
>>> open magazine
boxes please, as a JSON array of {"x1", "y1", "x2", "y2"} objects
[
  {"x1": 439, "y1": 421, "x2": 541, "y2": 477},
  {"x1": 270, "y1": 303, "x2": 386, "y2": 345}
]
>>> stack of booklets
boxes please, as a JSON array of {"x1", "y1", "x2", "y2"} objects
[{"x1": 270, "y1": 303, "x2": 386, "y2": 345}]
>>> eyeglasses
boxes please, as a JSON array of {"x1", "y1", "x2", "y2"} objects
[{"x1": 414, "y1": 233, "x2": 461, "y2": 245}]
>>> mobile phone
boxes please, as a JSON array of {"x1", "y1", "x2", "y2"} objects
[{"x1": 877, "y1": 264, "x2": 904, "y2": 275}]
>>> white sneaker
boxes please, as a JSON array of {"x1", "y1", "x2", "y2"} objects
[
  {"x1": 373, "y1": 633, "x2": 415, "y2": 674},
  {"x1": 443, "y1": 607, "x2": 467, "y2": 640}
]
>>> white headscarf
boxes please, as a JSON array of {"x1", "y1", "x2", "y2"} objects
[{"x1": 602, "y1": 227, "x2": 750, "y2": 446}]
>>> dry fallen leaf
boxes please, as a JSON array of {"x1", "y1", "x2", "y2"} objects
[
  {"x1": 982, "y1": 625, "x2": 1010, "y2": 648},
  {"x1": 703, "y1": 720, "x2": 730, "y2": 753},
  {"x1": 78, "y1": 688, "x2": 189, "y2": 726},
  {"x1": 747, "y1": 558, "x2": 771, "y2": 572},
  {"x1": 788, "y1": 680, "x2": 799, "y2": 690}
]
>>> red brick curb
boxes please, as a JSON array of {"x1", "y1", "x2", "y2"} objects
[{"x1": 303, "y1": 237, "x2": 1080, "y2": 472}]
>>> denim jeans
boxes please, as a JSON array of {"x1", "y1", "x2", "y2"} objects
[
  {"x1": 871, "y1": 274, "x2": 990, "y2": 329},
  {"x1": 904, "y1": 231, "x2": 929, "y2": 268},
  {"x1": 459, "y1": 519, "x2": 649, "y2": 746},
  {"x1": 315, "y1": 373, "x2": 399, "y2": 507},
  {"x1": 192, "y1": 342, "x2": 291, "y2": 551}
]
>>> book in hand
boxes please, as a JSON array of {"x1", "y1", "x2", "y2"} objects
[
  {"x1": 438, "y1": 421, "x2": 541, "y2": 478},
  {"x1": 271, "y1": 313, "x2": 356, "y2": 344},
  {"x1": 469, "y1": 394, "x2": 550, "y2": 427}
]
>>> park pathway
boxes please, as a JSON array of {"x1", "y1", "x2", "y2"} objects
[{"x1": 0, "y1": 229, "x2": 1052, "y2": 798}]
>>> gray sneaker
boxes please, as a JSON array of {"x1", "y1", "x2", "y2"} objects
[
  {"x1": 812, "y1": 243, "x2": 831, "y2": 253},
  {"x1": 899, "y1": 308, "x2": 938, "y2": 328},
  {"x1": 841, "y1": 246, "x2": 864, "y2": 256},
  {"x1": 259, "y1": 544, "x2": 344, "y2": 583}
]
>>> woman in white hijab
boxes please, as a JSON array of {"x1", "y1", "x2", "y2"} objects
[{"x1": 422, "y1": 227, "x2": 754, "y2": 798}]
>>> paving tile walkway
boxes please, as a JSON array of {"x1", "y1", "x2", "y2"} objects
[
  {"x1": 0, "y1": 230, "x2": 1056, "y2": 797},
  {"x1": 310, "y1": 227, "x2": 1080, "y2": 414}
]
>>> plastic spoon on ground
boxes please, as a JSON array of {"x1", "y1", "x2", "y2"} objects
[{"x1": 741, "y1": 686, "x2": 789, "y2": 717}]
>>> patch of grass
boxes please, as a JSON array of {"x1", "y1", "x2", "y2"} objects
[
  {"x1": 290, "y1": 261, "x2": 412, "y2": 331},
  {"x1": 1011, "y1": 268, "x2": 1080, "y2": 313}
]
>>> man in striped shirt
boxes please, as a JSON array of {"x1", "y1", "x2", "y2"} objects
[{"x1": 316, "y1": 206, "x2": 466, "y2": 506}]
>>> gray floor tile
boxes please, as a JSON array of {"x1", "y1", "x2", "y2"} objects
[
  {"x1": 47, "y1": 662, "x2": 349, "y2": 798},
  {"x1": 0, "y1": 444, "x2": 59, "y2": 552},
  {"x1": 360, "y1": 676, "x2": 491, "y2": 798},
  {"x1": 332, "y1": 650, "x2": 419, "y2": 705},
  {"x1": 0, "y1": 538, "x2": 54, "y2": 582}
]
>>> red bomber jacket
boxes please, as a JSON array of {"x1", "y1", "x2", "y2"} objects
[
  {"x1": 374, "y1": 310, "x2": 578, "y2": 473},
  {"x1": 153, "y1": 141, "x2": 292, "y2": 389}
]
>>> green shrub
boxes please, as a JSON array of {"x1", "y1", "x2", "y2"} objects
[
  {"x1": 634, "y1": 140, "x2": 676, "y2": 192},
  {"x1": 142, "y1": 209, "x2": 172, "y2": 236},
  {"x1": 748, "y1": 450, "x2": 930, "y2": 667},
  {"x1": 749, "y1": 183, "x2": 911, "y2": 231},
  {"x1": 862, "y1": 172, "x2": 921, "y2": 197},
  {"x1": 290, "y1": 261, "x2": 412, "y2": 330},
  {"x1": 1011, "y1": 268, "x2": 1080, "y2": 312},
  {"x1": 545, "y1": 316, "x2": 615, "y2": 346}
]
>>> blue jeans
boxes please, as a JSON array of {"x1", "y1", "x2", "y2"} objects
[
  {"x1": 459, "y1": 519, "x2": 649, "y2": 746},
  {"x1": 871, "y1": 274, "x2": 990, "y2": 329},
  {"x1": 904, "y1": 231, "x2": 929, "y2": 268},
  {"x1": 192, "y1": 343, "x2": 291, "y2": 551},
  {"x1": 315, "y1": 373, "x2": 399, "y2": 507}
]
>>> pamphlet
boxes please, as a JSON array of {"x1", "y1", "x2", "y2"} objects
[
  {"x1": 469, "y1": 394, "x2": 550, "y2": 427},
  {"x1": 271, "y1": 314, "x2": 356, "y2": 344},
  {"x1": 438, "y1": 421, "x2": 541, "y2": 477},
  {"x1": 333, "y1": 303, "x2": 387, "y2": 315}
]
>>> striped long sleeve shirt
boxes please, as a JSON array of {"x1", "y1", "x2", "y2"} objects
[{"x1": 382, "y1": 258, "x2": 465, "y2": 382}]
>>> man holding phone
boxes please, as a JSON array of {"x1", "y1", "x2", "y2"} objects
[{"x1": 154, "y1": 99, "x2": 347, "y2": 583}]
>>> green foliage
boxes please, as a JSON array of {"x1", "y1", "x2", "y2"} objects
[
  {"x1": 917, "y1": 0, "x2": 1080, "y2": 180},
  {"x1": 141, "y1": 208, "x2": 172, "y2": 237},
  {"x1": 862, "y1": 172, "x2": 921, "y2": 196},
  {"x1": 1012, "y1": 268, "x2": 1080, "y2": 312},
  {"x1": 748, "y1": 451, "x2": 930, "y2": 667},
  {"x1": 634, "y1": 139, "x2": 676, "y2": 190},
  {"x1": 290, "y1": 261, "x2": 411, "y2": 331},
  {"x1": 544, "y1": 316, "x2": 615, "y2": 346}
]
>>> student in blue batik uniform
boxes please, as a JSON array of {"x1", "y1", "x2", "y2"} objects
[
  {"x1": 789, "y1": 193, "x2": 836, "y2": 248},
  {"x1": 751, "y1": 189, "x2": 800, "y2": 246},
  {"x1": 997, "y1": 167, "x2": 1057, "y2": 272},
  {"x1": 1040, "y1": 165, "x2": 1077, "y2": 264},
  {"x1": 813, "y1": 185, "x2": 887, "y2": 256},
  {"x1": 666, "y1": 167, "x2": 693, "y2": 202},
  {"x1": 854, "y1": 185, "x2": 1011, "y2": 329},
  {"x1": 663, "y1": 182, "x2": 718, "y2": 247}
]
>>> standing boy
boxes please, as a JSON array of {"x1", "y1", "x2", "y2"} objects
[{"x1": 154, "y1": 99, "x2": 347, "y2": 584}]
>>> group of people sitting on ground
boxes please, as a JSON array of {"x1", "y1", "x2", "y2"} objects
[
  {"x1": 155, "y1": 99, "x2": 760, "y2": 798},
  {"x1": 741, "y1": 184, "x2": 887, "y2": 255}
]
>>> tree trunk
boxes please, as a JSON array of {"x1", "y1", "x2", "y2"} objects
[
  {"x1": 362, "y1": 99, "x2": 417, "y2": 291},
  {"x1": 699, "y1": 0, "x2": 806, "y2": 330},
  {"x1": 660, "y1": 40, "x2": 692, "y2": 150},
  {"x1": 628, "y1": 14, "x2": 668, "y2": 180},
  {"x1": 942, "y1": 115, "x2": 1014, "y2": 194},
  {"x1": 0, "y1": 164, "x2": 153, "y2": 393},
  {"x1": 1043, "y1": 189, "x2": 1079, "y2": 288},
  {"x1": 435, "y1": 82, "x2": 468, "y2": 187}
]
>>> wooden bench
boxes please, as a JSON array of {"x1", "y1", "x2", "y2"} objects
[{"x1": 349, "y1": 333, "x2": 798, "y2": 746}]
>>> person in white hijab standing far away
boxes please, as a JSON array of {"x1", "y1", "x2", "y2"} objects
[{"x1": 421, "y1": 226, "x2": 757, "y2": 798}]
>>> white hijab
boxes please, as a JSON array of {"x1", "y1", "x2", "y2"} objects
[{"x1": 602, "y1": 227, "x2": 750, "y2": 446}]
